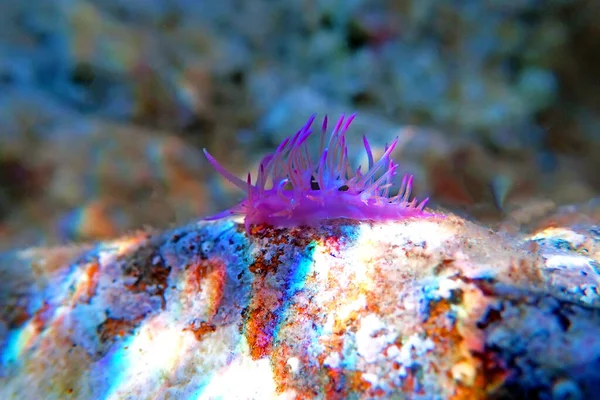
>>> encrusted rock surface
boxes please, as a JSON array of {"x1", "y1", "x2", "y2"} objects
[{"x1": 2, "y1": 212, "x2": 599, "y2": 399}]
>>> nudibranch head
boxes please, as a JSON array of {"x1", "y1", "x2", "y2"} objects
[{"x1": 204, "y1": 113, "x2": 431, "y2": 232}]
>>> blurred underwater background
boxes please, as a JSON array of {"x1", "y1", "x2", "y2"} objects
[
  {"x1": 5, "y1": 2, "x2": 600, "y2": 399},
  {"x1": 0, "y1": 0, "x2": 599, "y2": 249}
]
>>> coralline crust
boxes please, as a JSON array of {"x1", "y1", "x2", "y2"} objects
[{"x1": 1, "y1": 214, "x2": 599, "y2": 399}]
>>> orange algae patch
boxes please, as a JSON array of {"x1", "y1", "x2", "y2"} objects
[
  {"x1": 422, "y1": 289, "x2": 508, "y2": 399},
  {"x1": 271, "y1": 238, "x2": 372, "y2": 397},
  {"x1": 244, "y1": 285, "x2": 283, "y2": 360},
  {"x1": 72, "y1": 261, "x2": 100, "y2": 304},
  {"x1": 84, "y1": 262, "x2": 100, "y2": 298},
  {"x1": 184, "y1": 321, "x2": 217, "y2": 341},
  {"x1": 348, "y1": 370, "x2": 373, "y2": 392},
  {"x1": 323, "y1": 368, "x2": 345, "y2": 399},
  {"x1": 97, "y1": 317, "x2": 143, "y2": 343},
  {"x1": 185, "y1": 258, "x2": 227, "y2": 317},
  {"x1": 181, "y1": 258, "x2": 226, "y2": 342},
  {"x1": 269, "y1": 300, "x2": 322, "y2": 396},
  {"x1": 244, "y1": 243, "x2": 285, "y2": 359},
  {"x1": 186, "y1": 258, "x2": 226, "y2": 288},
  {"x1": 426, "y1": 298, "x2": 484, "y2": 399},
  {"x1": 243, "y1": 226, "x2": 315, "y2": 360},
  {"x1": 31, "y1": 302, "x2": 52, "y2": 333},
  {"x1": 7, "y1": 305, "x2": 30, "y2": 329},
  {"x1": 318, "y1": 330, "x2": 350, "y2": 397},
  {"x1": 122, "y1": 241, "x2": 170, "y2": 308},
  {"x1": 400, "y1": 369, "x2": 424, "y2": 396}
]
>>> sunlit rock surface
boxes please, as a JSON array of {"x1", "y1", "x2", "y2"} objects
[{"x1": 1, "y1": 212, "x2": 600, "y2": 399}]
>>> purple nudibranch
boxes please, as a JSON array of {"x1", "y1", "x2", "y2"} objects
[{"x1": 203, "y1": 114, "x2": 431, "y2": 232}]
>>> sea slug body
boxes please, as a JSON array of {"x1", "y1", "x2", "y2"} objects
[{"x1": 203, "y1": 114, "x2": 431, "y2": 232}]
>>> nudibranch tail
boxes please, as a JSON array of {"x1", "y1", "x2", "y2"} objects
[{"x1": 203, "y1": 113, "x2": 433, "y2": 231}]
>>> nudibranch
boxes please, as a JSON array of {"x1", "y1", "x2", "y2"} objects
[{"x1": 203, "y1": 113, "x2": 431, "y2": 232}]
